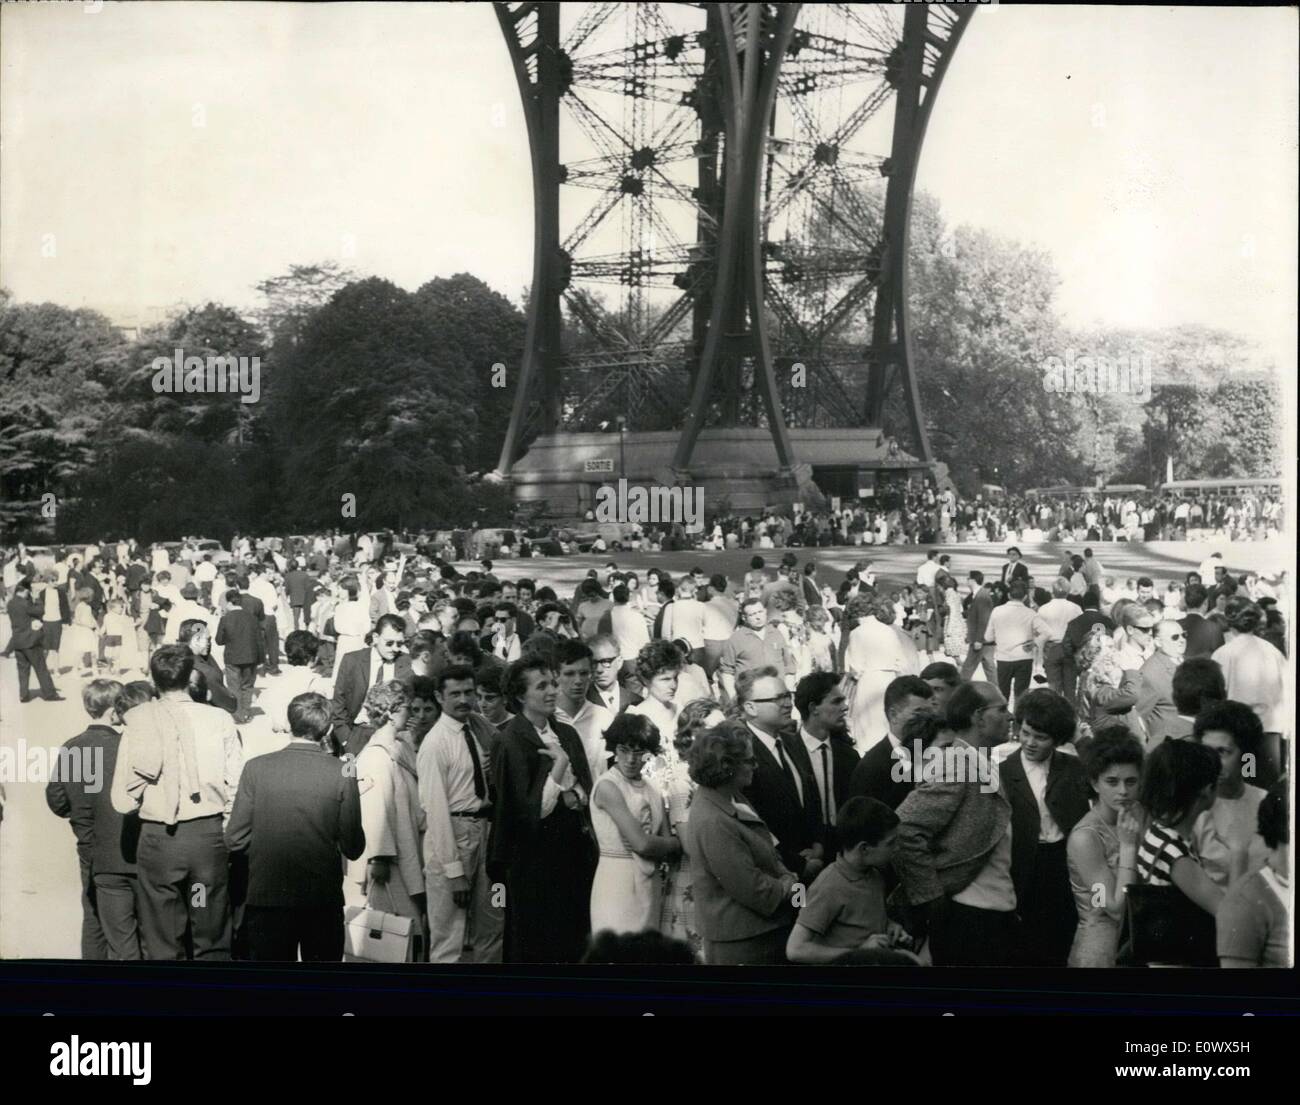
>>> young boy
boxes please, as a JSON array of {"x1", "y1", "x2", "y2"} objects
[
  {"x1": 45, "y1": 679, "x2": 147, "y2": 960},
  {"x1": 786, "y1": 796, "x2": 917, "y2": 964}
]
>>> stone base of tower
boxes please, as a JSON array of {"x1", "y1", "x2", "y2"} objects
[{"x1": 506, "y1": 427, "x2": 931, "y2": 521}]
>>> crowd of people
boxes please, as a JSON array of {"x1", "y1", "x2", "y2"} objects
[
  {"x1": 1, "y1": 530, "x2": 1290, "y2": 968},
  {"x1": 693, "y1": 485, "x2": 1284, "y2": 550}
]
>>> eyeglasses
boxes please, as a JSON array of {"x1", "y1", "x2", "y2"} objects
[
  {"x1": 749, "y1": 692, "x2": 794, "y2": 704},
  {"x1": 1165, "y1": 633, "x2": 1184, "y2": 641}
]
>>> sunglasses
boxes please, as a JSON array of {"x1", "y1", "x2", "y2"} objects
[{"x1": 750, "y1": 692, "x2": 794, "y2": 704}]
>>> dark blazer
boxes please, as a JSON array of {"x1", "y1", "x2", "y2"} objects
[
  {"x1": 193, "y1": 653, "x2": 237, "y2": 714},
  {"x1": 965, "y1": 586, "x2": 994, "y2": 644},
  {"x1": 1181, "y1": 612, "x2": 1225, "y2": 659},
  {"x1": 1001, "y1": 561, "x2": 1030, "y2": 587},
  {"x1": 45, "y1": 724, "x2": 140, "y2": 876},
  {"x1": 283, "y1": 569, "x2": 314, "y2": 607},
  {"x1": 1062, "y1": 610, "x2": 1115, "y2": 664},
  {"x1": 741, "y1": 724, "x2": 820, "y2": 879},
  {"x1": 487, "y1": 714, "x2": 595, "y2": 882},
  {"x1": 586, "y1": 680, "x2": 642, "y2": 714},
  {"x1": 216, "y1": 607, "x2": 264, "y2": 667},
  {"x1": 997, "y1": 748, "x2": 1092, "y2": 911},
  {"x1": 224, "y1": 742, "x2": 365, "y2": 909},
  {"x1": 237, "y1": 591, "x2": 265, "y2": 621},
  {"x1": 5, "y1": 595, "x2": 44, "y2": 649},
  {"x1": 849, "y1": 735, "x2": 913, "y2": 811},
  {"x1": 331, "y1": 648, "x2": 414, "y2": 756}
]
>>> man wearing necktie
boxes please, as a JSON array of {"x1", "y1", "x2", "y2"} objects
[
  {"x1": 418, "y1": 665, "x2": 504, "y2": 964},
  {"x1": 795, "y1": 672, "x2": 861, "y2": 843},
  {"x1": 331, "y1": 614, "x2": 410, "y2": 756},
  {"x1": 736, "y1": 666, "x2": 824, "y2": 883}
]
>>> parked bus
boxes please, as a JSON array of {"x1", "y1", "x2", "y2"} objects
[{"x1": 1159, "y1": 477, "x2": 1282, "y2": 498}]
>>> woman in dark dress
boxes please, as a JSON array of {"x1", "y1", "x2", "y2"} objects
[{"x1": 488, "y1": 657, "x2": 598, "y2": 963}]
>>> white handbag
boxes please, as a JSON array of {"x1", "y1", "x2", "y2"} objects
[{"x1": 343, "y1": 883, "x2": 417, "y2": 964}]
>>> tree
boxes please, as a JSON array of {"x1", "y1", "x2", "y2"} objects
[{"x1": 0, "y1": 295, "x2": 129, "y2": 538}]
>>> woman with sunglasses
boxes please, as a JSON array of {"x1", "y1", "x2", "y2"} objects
[{"x1": 589, "y1": 712, "x2": 682, "y2": 936}]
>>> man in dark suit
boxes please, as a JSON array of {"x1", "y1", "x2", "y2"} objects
[
  {"x1": 46, "y1": 678, "x2": 142, "y2": 959},
  {"x1": 737, "y1": 666, "x2": 822, "y2": 881},
  {"x1": 215, "y1": 588, "x2": 264, "y2": 723},
  {"x1": 6, "y1": 577, "x2": 61, "y2": 702},
  {"x1": 959, "y1": 571, "x2": 997, "y2": 683},
  {"x1": 1001, "y1": 547, "x2": 1030, "y2": 587},
  {"x1": 848, "y1": 675, "x2": 935, "y2": 810},
  {"x1": 999, "y1": 689, "x2": 1092, "y2": 968},
  {"x1": 283, "y1": 558, "x2": 316, "y2": 630},
  {"x1": 586, "y1": 633, "x2": 642, "y2": 714},
  {"x1": 1180, "y1": 582, "x2": 1225, "y2": 658},
  {"x1": 1137, "y1": 619, "x2": 1184, "y2": 748},
  {"x1": 225, "y1": 691, "x2": 365, "y2": 961},
  {"x1": 1061, "y1": 586, "x2": 1115, "y2": 676},
  {"x1": 178, "y1": 618, "x2": 237, "y2": 715},
  {"x1": 793, "y1": 672, "x2": 860, "y2": 847},
  {"x1": 331, "y1": 613, "x2": 412, "y2": 756}
]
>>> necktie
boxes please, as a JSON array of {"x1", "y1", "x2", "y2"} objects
[
  {"x1": 818, "y1": 742, "x2": 832, "y2": 824},
  {"x1": 372, "y1": 659, "x2": 385, "y2": 688},
  {"x1": 775, "y1": 739, "x2": 801, "y2": 805},
  {"x1": 462, "y1": 722, "x2": 488, "y2": 804}
]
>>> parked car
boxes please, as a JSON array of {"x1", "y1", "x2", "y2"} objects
[{"x1": 191, "y1": 539, "x2": 233, "y2": 568}]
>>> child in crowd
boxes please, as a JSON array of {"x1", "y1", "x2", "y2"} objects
[{"x1": 786, "y1": 797, "x2": 919, "y2": 964}]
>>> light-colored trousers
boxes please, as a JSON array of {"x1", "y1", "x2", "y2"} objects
[{"x1": 425, "y1": 817, "x2": 504, "y2": 964}]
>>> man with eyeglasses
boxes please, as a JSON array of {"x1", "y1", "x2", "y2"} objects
[
  {"x1": 585, "y1": 634, "x2": 641, "y2": 714},
  {"x1": 718, "y1": 596, "x2": 794, "y2": 706},
  {"x1": 490, "y1": 601, "x2": 522, "y2": 663},
  {"x1": 737, "y1": 666, "x2": 823, "y2": 882},
  {"x1": 1136, "y1": 619, "x2": 1187, "y2": 749}
]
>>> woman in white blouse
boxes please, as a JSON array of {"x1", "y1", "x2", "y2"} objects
[
  {"x1": 843, "y1": 593, "x2": 918, "y2": 752},
  {"x1": 1212, "y1": 597, "x2": 1286, "y2": 787}
]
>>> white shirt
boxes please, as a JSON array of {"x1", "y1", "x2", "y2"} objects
[
  {"x1": 249, "y1": 577, "x2": 279, "y2": 615},
  {"x1": 1212, "y1": 635, "x2": 1287, "y2": 734},
  {"x1": 417, "y1": 712, "x2": 494, "y2": 880},
  {"x1": 536, "y1": 719, "x2": 578, "y2": 818},
  {"x1": 590, "y1": 680, "x2": 621, "y2": 716},
  {"x1": 984, "y1": 601, "x2": 1036, "y2": 663},
  {"x1": 748, "y1": 723, "x2": 803, "y2": 806},
  {"x1": 1033, "y1": 598, "x2": 1082, "y2": 644},
  {"x1": 493, "y1": 632, "x2": 522, "y2": 663},
  {"x1": 610, "y1": 604, "x2": 651, "y2": 660},
  {"x1": 801, "y1": 726, "x2": 836, "y2": 825},
  {"x1": 1021, "y1": 755, "x2": 1063, "y2": 842},
  {"x1": 555, "y1": 698, "x2": 616, "y2": 788},
  {"x1": 665, "y1": 597, "x2": 708, "y2": 649},
  {"x1": 355, "y1": 648, "x2": 397, "y2": 725},
  {"x1": 916, "y1": 560, "x2": 941, "y2": 588}
]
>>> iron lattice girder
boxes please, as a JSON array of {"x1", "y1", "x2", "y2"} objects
[{"x1": 491, "y1": 2, "x2": 975, "y2": 480}]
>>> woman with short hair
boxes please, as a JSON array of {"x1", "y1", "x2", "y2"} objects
[
  {"x1": 1212, "y1": 597, "x2": 1286, "y2": 788},
  {"x1": 346, "y1": 680, "x2": 427, "y2": 954},
  {"x1": 589, "y1": 713, "x2": 681, "y2": 936},
  {"x1": 1191, "y1": 701, "x2": 1269, "y2": 887},
  {"x1": 627, "y1": 639, "x2": 683, "y2": 762},
  {"x1": 686, "y1": 721, "x2": 798, "y2": 964},
  {"x1": 1066, "y1": 726, "x2": 1143, "y2": 967}
]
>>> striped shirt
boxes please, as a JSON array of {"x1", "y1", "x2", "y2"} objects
[{"x1": 1136, "y1": 823, "x2": 1196, "y2": 886}]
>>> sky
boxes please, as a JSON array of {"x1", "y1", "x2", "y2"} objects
[{"x1": 1, "y1": 2, "x2": 1296, "y2": 370}]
